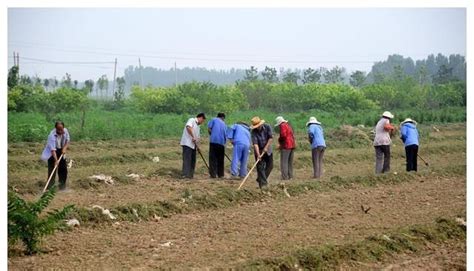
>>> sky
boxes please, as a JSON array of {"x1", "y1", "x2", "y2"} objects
[{"x1": 7, "y1": 8, "x2": 466, "y2": 81}]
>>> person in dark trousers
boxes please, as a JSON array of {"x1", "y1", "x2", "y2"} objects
[
  {"x1": 275, "y1": 116, "x2": 296, "y2": 180},
  {"x1": 250, "y1": 116, "x2": 273, "y2": 190},
  {"x1": 400, "y1": 118, "x2": 419, "y2": 172},
  {"x1": 306, "y1": 117, "x2": 326, "y2": 179},
  {"x1": 207, "y1": 113, "x2": 227, "y2": 178},
  {"x1": 180, "y1": 113, "x2": 206, "y2": 179},
  {"x1": 41, "y1": 121, "x2": 70, "y2": 191},
  {"x1": 373, "y1": 111, "x2": 395, "y2": 174}
]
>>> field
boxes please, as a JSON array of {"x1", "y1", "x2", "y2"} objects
[{"x1": 7, "y1": 123, "x2": 466, "y2": 269}]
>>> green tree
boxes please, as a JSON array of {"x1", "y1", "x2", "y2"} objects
[
  {"x1": 8, "y1": 66, "x2": 19, "y2": 89},
  {"x1": 243, "y1": 66, "x2": 259, "y2": 81},
  {"x1": 433, "y1": 64, "x2": 454, "y2": 85},
  {"x1": 43, "y1": 79, "x2": 50, "y2": 90},
  {"x1": 84, "y1": 79, "x2": 94, "y2": 94},
  {"x1": 302, "y1": 68, "x2": 321, "y2": 84},
  {"x1": 261, "y1": 66, "x2": 279, "y2": 83},
  {"x1": 61, "y1": 73, "x2": 72, "y2": 88},
  {"x1": 324, "y1": 66, "x2": 345, "y2": 83},
  {"x1": 282, "y1": 71, "x2": 300, "y2": 84},
  {"x1": 20, "y1": 75, "x2": 32, "y2": 85},
  {"x1": 349, "y1": 70, "x2": 366, "y2": 88},
  {"x1": 97, "y1": 75, "x2": 109, "y2": 99}
]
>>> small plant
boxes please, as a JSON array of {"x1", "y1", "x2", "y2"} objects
[{"x1": 8, "y1": 188, "x2": 75, "y2": 254}]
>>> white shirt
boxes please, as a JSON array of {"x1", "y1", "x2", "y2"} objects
[
  {"x1": 41, "y1": 128, "x2": 70, "y2": 161},
  {"x1": 373, "y1": 118, "x2": 391, "y2": 146},
  {"x1": 180, "y1": 118, "x2": 200, "y2": 149}
]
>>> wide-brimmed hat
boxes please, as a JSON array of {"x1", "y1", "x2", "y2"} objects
[
  {"x1": 401, "y1": 118, "x2": 417, "y2": 125},
  {"x1": 382, "y1": 111, "x2": 394, "y2": 119},
  {"x1": 274, "y1": 116, "x2": 288, "y2": 127},
  {"x1": 250, "y1": 116, "x2": 265, "y2": 129},
  {"x1": 306, "y1": 116, "x2": 321, "y2": 126}
]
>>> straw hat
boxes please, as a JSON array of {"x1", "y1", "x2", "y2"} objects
[
  {"x1": 401, "y1": 118, "x2": 417, "y2": 125},
  {"x1": 306, "y1": 116, "x2": 321, "y2": 126},
  {"x1": 274, "y1": 116, "x2": 288, "y2": 127},
  {"x1": 382, "y1": 111, "x2": 394, "y2": 119},
  {"x1": 250, "y1": 116, "x2": 265, "y2": 129}
]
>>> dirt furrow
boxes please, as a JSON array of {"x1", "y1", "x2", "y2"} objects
[{"x1": 8, "y1": 173, "x2": 465, "y2": 270}]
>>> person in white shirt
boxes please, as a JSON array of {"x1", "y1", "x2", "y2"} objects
[
  {"x1": 373, "y1": 111, "x2": 395, "y2": 174},
  {"x1": 41, "y1": 121, "x2": 70, "y2": 190},
  {"x1": 180, "y1": 113, "x2": 206, "y2": 178}
]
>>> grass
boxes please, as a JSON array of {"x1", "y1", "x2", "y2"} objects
[
  {"x1": 8, "y1": 106, "x2": 466, "y2": 142},
  {"x1": 241, "y1": 217, "x2": 466, "y2": 269}
]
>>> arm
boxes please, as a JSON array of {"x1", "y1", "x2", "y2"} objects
[
  {"x1": 186, "y1": 126, "x2": 196, "y2": 143},
  {"x1": 62, "y1": 129, "x2": 70, "y2": 154}
]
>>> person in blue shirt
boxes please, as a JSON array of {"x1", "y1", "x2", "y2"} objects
[
  {"x1": 207, "y1": 113, "x2": 227, "y2": 178},
  {"x1": 227, "y1": 121, "x2": 251, "y2": 179},
  {"x1": 400, "y1": 118, "x2": 419, "y2": 172},
  {"x1": 306, "y1": 117, "x2": 326, "y2": 178}
]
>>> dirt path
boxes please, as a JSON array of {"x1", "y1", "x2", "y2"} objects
[{"x1": 8, "y1": 173, "x2": 465, "y2": 269}]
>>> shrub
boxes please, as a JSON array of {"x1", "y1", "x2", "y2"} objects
[{"x1": 8, "y1": 188, "x2": 75, "y2": 254}]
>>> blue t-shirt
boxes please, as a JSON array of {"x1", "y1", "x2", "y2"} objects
[
  {"x1": 307, "y1": 124, "x2": 326, "y2": 149},
  {"x1": 400, "y1": 123, "x2": 419, "y2": 147},
  {"x1": 227, "y1": 123, "x2": 251, "y2": 146},
  {"x1": 208, "y1": 117, "x2": 227, "y2": 145}
]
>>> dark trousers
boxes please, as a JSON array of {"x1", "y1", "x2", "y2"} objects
[
  {"x1": 311, "y1": 146, "x2": 325, "y2": 178},
  {"x1": 47, "y1": 149, "x2": 67, "y2": 190},
  {"x1": 182, "y1": 146, "x2": 196, "y2": 178},
  {"x1": 375, "y1": 145, "x2": 391, "y2": 174},
  {"x1": 256, "y1": 152, "x2": 273, "y2": 188},
  {"x1": 209, "y1": 143, "x2": 225, "y2": 178},
  {"x1": 405, "y1": 144, "x2": 418, "y2": 172},
  {"x1": 280, "y1": 149, "x2": 294, "y2": 180}
]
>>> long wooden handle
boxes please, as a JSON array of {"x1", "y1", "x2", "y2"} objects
[
  {"x1": 42, "y1": 153, "x2": 64, "y2": 193},
  {"x1": 196, "y1": 146, "x2": 210, "y2": 170},
  {"x1": 417, "y1": 153, "x2": 429, "y2": 166},
  {"x1": 237, "y1": 152, "x2": 265, "y2": 190}
]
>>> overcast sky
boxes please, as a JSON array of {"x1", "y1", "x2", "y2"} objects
[{"x1": 7, "y1": 8, "x2": 466, "y2": 81}]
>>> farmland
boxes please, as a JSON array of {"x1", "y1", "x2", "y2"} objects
[{"x1": 7, "y1": 122, "x2": 466, "y2": 269}]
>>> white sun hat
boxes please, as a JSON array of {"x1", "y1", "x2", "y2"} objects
[
  {"x1": 401, "y1": 118, "x2": 417, "y2": 125},
  {"x1": 382, "y1": 111, "x2": 394, "y2": 119},
  {"x1": 306, "y1": 116, "x2": 321, "y2": 126},
  {"x1": 274, "y1": 116, "x2": 288, "y2": 127}
]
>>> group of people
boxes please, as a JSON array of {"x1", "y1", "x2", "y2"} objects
[
  {"x1": 179, "y1": 111, "x2": 420, "y2": 190},
  {"x1": 40, "y1": 111, "x2": 419, "y2": 191},
  {"x1": 179, "y1": 112, "x2": 327, "y2": 190}
]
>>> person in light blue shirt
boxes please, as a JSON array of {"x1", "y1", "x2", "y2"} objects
[
  {"x1": 207, "y1": 113, "x2": 227, "y2": 178},
  {"x1": 400, "y1": 118, "x2": 419, "y2": 172},
  {"x1": 227, "y1": 121, "x2": 251, "y2": 178},
  {"x1": 307, "y1": 117, "x2": 326, "y2": 178}
]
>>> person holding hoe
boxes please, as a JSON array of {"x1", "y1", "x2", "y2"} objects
[
  {"x1": 227, "y1": 121, "x2": 251, "y2": 179},
  {"x1": 41, "y1": 121, "x2": 70, "y2": 191},
  {"x1": 400, "y1": 118, "x2": 419, "y2": 172},
  {"x1": 373, "y1": 111, "x2": 395, "y2": 174},
  {"x1": 275, "y1": 116, "x2": 296, "y2": 180},
  {"x1": 307, "y1": 116, "x2": 326, "y2": 179},
  {"x1": 250, "y1": 116, "x2": 273, "y2": 190},
  {"x1": 180, "y1": 113, "x2": 206, "y2": 179},
  {"x1": 207, "y1": 112, "x2": 227, "y2": 178}
]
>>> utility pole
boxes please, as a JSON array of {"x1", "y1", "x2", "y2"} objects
[
  {"x1": 175, "y1": 61, "x2": 178, "y2": 88},
  {"x1": 13, "y1": 51, "x2": 16, "y2": 66},
  {"x1": 139, "y1": 58, "x2": 144, "y2": 88},
  {"x1": 112, "y1": 58, "x2": 117, "y2": 100}
]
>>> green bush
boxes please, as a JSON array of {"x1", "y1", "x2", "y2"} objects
[{"x1": 8, "y1": 188, "x2": 75, "y2": 254}]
